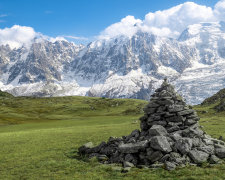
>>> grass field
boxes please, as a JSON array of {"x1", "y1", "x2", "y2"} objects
[{"x1": 1, "y1": 95, "x2": 225, "y2": 180}]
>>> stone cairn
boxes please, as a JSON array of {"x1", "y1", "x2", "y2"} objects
[{"x1": 78, "y1": 79, "x2": 225, "y2": 171}]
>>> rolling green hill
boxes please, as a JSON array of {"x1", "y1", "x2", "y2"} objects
[
  {"x1": 0, "y1": 95, "x2": 147, "y2": 125},
  {"x1": 0, "y1": 94, "x2": 225, "y2": 179}
]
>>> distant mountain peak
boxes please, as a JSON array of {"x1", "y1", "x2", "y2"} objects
[{"x1": 1, "y1": 22, "x2": 225, "y2": 104}]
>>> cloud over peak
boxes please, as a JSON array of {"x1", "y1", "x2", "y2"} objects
[
  {"x1": 0, "y1": 25, "x2": 38, "y2": 49},
  {"x1": 0, "y1": 25, "x2": 88, "y2": 49},
  {"x1": 99, "y1": 1, "x2": 225, "y2": 39}
]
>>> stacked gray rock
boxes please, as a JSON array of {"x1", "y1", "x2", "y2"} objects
[{"x1": 78, "y1": 79, "x2": 225, "y2": 170}]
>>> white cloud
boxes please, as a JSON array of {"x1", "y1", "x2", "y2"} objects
[
  {"x1": 49, "y1": 36, "x2": 67, "y2": 43},
  {"x1": 214, "y1": 0, "x2": 225, "y2": 21},
  {"x1": 63, "y1": 35, "x2": 88, "y2": 41},
  {"x1": 45, "y1": 10, "x2": 53, "y2": 14},
  {"x1": 99, "y1": 16, "x2": 142, "y2": 39},
  {"x1": 0, "y1": 25, "x2": 38, "y2": 49},
  {"x1": 0, "y1": 26, "x2": 82, "y2": 49},
  {"x1": 0, "y1": 14, "x2": 7, "y2": 18},
  {"x1": 99, "y1": 1, "x2": 225, "y2": 39}
]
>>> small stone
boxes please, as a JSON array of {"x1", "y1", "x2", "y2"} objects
[
  {"x1": 78, "y1": 142, "x2": 94, "y2": 154},
  {"x1": 121, "y1": 167, "x2": 131, "y2": 173},
  {"x1": 189, "y1": 163, "x2": 197, "y2": 166},
  {"x1": 150, "y1": 163, "x2": 164, "y2": 168},
  {"x1": 124, "y1": 154, "x2": 136, "y2": 164},
  {"x1": 148, "y1": 120, "x2": 167, "y2": 126},
  {"x1": 149, "y1": 125, "x2": 168, "y2": 136},
  {"x1": 148, "y1": 102, "x2": 160, "y2": 108},
  {"x1": 197, "y1": 145, "x2": 214, "y2": 155},
  {"x1": 165, "y1": 161, "x2": 176, "y2": 171},
  {"x1": 219, "y1": 136, "x2": 224, "y2": 141},
  {"x1": 158, "y1": 99, "x2": 174, "y2": 105},
  {"x1": 82, "y1": 142, "x2": 94, "y2": 148},
  {"x1": 192, "y1": 138, "x2": 202, "y2": 147},
  {"x1": 177, "y1": 109, "x2": 195, "y2": 116},
  {"x1": 167, "y1": 122, "x2": 183, "y2": 127},
  {"x1": 130, "y1": 129, "x2": 140, "y2": 137},
  {"x1": 170, "y1": 132, "x2": 182, "y2": 141},
  {"x1": 186, "y1": 113, "x2": 198, "y2": 119},
  {"x1": 157, "y1": 106, "x2": 167, "y2": 113},
  {"x1": 215, "y1": 147, "x2": 225, "y2": 158},
  {"x1": 118, "y1": 140, "x2": 149, "y2": 153},
  {"x1": 209, "y1": 155, "x2": 221, "y2": 164},
  {"x1": 185, "y1": 119, "x2": 197, "y2": 126},
  {"x1": 144, "y1": 107, "x2": 156, "y2": 114},
  {"x1": 140, "y1": 121, "x2": 149, "y2": 131},
  {"x1": 97, "y1": 155, "x2": 108, "y2": 161},
  {"x1": 139, "y1": 152, "x2": 146, "y2": 160},
  {"x1": 164, "y1": 112, "x2": 175, "y2": 117},
  {"x1": 169, "y1": 152, "x2": 182, "y2": 163},
  {"x1": 148, "y1": 115, "x2": 161, "y2": 121},
  {"x1": 168, "y1": 105, "x2": 184, "y2": 112},
  {"x1": 203, "y1": 138, "x2": 214, "y2": 145},
  {"x1": 159, "y1": 154, "x2": 170, "y2": 163},
  {"x1": 137, "y1": 165, "x2": 149, "y2": 169},
  {"x1": 147, "y1": 151, "x2": 163, "y2": 162},
  {"x1": 167, "y1": 125, "x2": 180, "y2": 133},
  {"x1": 100, "y1": 145, "x2": 117, "y2": 155},
  {"x1": 111, "y1": 166, "x2": 123, "y2": 171},
  {"x1": 123, "y1": 161, "x2": 134, "y2": 168},
  {"x1": 166, "y1": 116, "x2": 184, "y2": 122}
]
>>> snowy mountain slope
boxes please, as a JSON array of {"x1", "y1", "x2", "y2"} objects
[
  {"x1": 174, "y1": 21, "x2": 225, "y2": 104},
  {"x1": 0, "y1": 39, "x2": 84, "y2": 85},
  {"x1": 1, "y1": 22, "x2": 225, "y2": 104}
]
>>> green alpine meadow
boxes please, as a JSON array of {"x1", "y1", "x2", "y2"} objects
[
  {"x1": 1, "y1": 0, "x2": 225, "y2": 179},
  {"x1": 1, "y1": 90, "x2": 225, "y2": 180}
]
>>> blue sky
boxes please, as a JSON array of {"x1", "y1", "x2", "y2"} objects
[{"x1": 0, "y1": 0, "x2": 221, "y2": 44}]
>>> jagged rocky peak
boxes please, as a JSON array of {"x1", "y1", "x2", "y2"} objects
[{"x1": 78, "y1": 79, "x2": 225, "y2": 171}]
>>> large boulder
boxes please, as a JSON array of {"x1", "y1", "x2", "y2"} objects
[
  {"x1": 189, "y1": 150, "x2": 209, "y2": 164},
  {"x1": 150, "y1": 136, "x2": 172, "y2": 153},
  {"x1": 149, "y1": 125, "x2": 168, "y2": 136}
]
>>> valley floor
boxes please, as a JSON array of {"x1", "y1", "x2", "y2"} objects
[{"x1": 0, "y1": 96, "x2": 225, "y2": 180}]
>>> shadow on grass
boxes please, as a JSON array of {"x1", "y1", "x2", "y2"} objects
[{"x1": 65, "y1": 148, "x2": 90, "y2": 162}]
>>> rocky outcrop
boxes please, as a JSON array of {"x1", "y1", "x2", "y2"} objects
[{"x1": 78, "y1": 79, "x2": 225, "y2": 171}]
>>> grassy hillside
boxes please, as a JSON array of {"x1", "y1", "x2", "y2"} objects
[
  {"x1": 0, "y1": 94, "x2": 225, "y2": 179},
  {"x1": 201, "y1": 88, "x2": 225, "y2": 105},
  {"x1": 0, "y1": 95, "x2": 146, "y2": 125}
]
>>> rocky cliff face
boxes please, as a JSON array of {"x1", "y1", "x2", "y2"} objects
[
  {"x1": 1, "y1": 22, "x2": 225, "y2": 104},
  {"x1": 0, "y1": 40, "x2": 83, "y2": 84}
]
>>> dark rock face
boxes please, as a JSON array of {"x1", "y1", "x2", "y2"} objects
[{"x1": 78, "y1": 79, "x2": 225, "y2": 170}]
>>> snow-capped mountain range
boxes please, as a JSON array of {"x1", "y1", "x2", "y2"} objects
[{"x1": 1, "y1": 22, "x2": 225, "y2": 104}]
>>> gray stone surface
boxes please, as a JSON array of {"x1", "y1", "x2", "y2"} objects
[
  {"x1": 149, "y1": 125, "x2": 168, "y2": 137},
  {"x1": 175, "y1": 138, "x2": 192, "y2": 154},
  {"x1": 147, "y1": 151, "x2": 164, "y2": 162},
  {"x1": 215, "y1": 147, "x2": 225, "y2": 158},
  {"x1": 165, "y1": 161, "x2": 176, "y2": 171},
  {"x1": 119, "y1": 140, "x2": 148, "y2": 153},
  {"x1": 177, "y1": 109, "x2": 195, "y2": 116},
  {"x1": 209, "y1": 155, "x2": 221, "y2": 164},
  {"x1": 123, "y1": 161, "x2": 134, "y2": 168},
  {"x1": 189, "y1": 150, "x2": 209, "y2": 164},
  {"x1": 150, "y1": 136, "x2": 172, "y2": 153}
]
